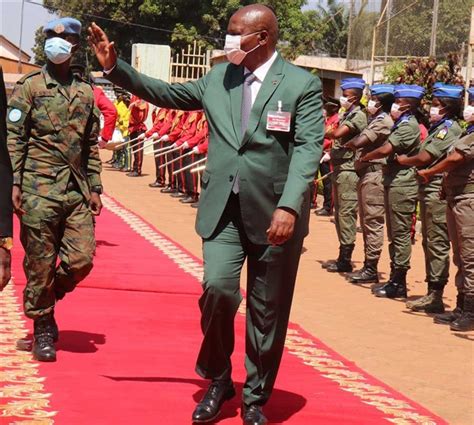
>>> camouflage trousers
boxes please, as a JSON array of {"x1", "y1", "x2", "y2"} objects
[
  {"x1": 20, "y1": 190, "x2": 95, "y2": 319},
  {"x1": 357, "y1": 170, "x2": 384, "y2": 262},
  {"x1": 447, "y1": 197, "x2": 474, "y2": 296},
  {"x1": 332, "y1": 169, "x2": 359, "y2": 246},
  {"x1": 384, "y1": 185, "x2": 418, "y2": 270},
  {"x1": 419, "y1": 193, "x2": 450, "y2": 287}
]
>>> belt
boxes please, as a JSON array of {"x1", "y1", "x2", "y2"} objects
[
  {"x1": 447, "y1": 182, "x2": 474, "y2": 197},
  {"x1": 356, "y1": 164, "x2": 382, "y2": 177}
]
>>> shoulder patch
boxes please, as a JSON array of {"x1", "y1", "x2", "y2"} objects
[
  {"x1": 436, "y1": 128, "x2": 447, "y2": 140},
  {"x1": 8, "y1": 108, "x2": 22, "y2": 123}
]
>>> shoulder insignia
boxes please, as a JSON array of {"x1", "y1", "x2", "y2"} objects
[
  {"x1": 16, "y1": 69, "x2": 42, "y2": 85},
  {"x1": 436, "y1": 128, "x2": 447, "y2": 140}
]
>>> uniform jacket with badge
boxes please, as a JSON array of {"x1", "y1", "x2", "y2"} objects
[
  {"x1": 7, "y1": 66, "x2": 101, "y2": 202},
  {"x1": 107, "y1": 54, "x2": 323, "y2": 244}
]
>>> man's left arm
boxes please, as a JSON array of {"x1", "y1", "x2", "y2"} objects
[{"x1": 278, "y1": 77, "x2": 323, "y2": 215}]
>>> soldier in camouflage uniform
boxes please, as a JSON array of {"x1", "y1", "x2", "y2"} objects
[
  {"x1": 7, "y1": 17, "x2": 102, "y2": 362},
  {"x1": 361, "y1": 85, "x2": 424, "y2": 299},
  {"x1": 397, "y1": 84, "x2": 463, "y2": 313},
  {"x1": 345, "y1": 84, "x2": 394, "y2": 284},
  {"x1": 418, "y1": 88, "x2": 474, "y2": 332},
  {"x1": 324, "y1": 78, "x2": 367, "y2": 273}
]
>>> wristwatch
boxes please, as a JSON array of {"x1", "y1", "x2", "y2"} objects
[
  {"x1": 0, "y1": 237, "x2": 13, "y2": 251},
  {"x1": 91, "y1": 185, "x2": 103, "y2": 194}
]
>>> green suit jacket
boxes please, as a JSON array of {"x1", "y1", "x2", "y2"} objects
[{"x1": 108, "y1": 54, "x2": 323, "y2": 244}]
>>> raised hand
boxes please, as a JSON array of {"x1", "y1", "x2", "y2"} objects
[{"x1": 87, "y1": 22, "x2": 117, "y2": 71}]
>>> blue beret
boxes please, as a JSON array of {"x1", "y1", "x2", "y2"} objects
[
  {"x1": 370, "y1": 84, "x2": 395, "y2": 95},
  {"x1": 341, "y1": 78, "x2": 366, "y2": 91},
  {"x1": 432, "y1": 83, "x2": 463, "y2": 99},
  {"x1": 43, "y1": 17, "x2": 81, "y2": 36},
  {"x1": 469, "y1": 88, "x2": 474, "y2": 101},
  {"x1": 394, "y1": 84, "x2": 425, "y2": 99}
]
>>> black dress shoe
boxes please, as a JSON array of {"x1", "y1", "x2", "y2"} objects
[
  {"x1": 192, "y1": 380, "x2": 235, "y2": 423},
  {"x1": 149, "y1": 181, "x2": 165, "y2": 188},
  {"x1": 160, "y1": 187, "x2": 176, "y2": 194},
  {"x1": 171, "y1": 192, "x2": 186, "y2": 198},
  {"x1": 126, "y1": 171, "x2": 141, "y2": 177},
  {"x1": 180, "y1": 196, "x2": 198, "y2": 204},
  {"x1": 242, "y1": 404, "x2": 268, "y2": 425},
  {"x1": 315, "y1": 208, "x2": 331, "y2": 217}
]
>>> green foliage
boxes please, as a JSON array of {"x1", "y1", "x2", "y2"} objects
[
  {"x1": 383, "y1": 54, "x2": 465, "y2": 100},
  {"x1": 33, "y1": 0, "x2": 333, "y2": 65},
  {"x1": 385, "y1": 0, "x2": 470, "y2": 57},
  {"x1": 314, "y1": 0, "x2": 349, "y2": 58}
]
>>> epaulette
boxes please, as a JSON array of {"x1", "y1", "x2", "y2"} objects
[{"x1": 16, "y1": 69, "x2": 42, "y2": 84}]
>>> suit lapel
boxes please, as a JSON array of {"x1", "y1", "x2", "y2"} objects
[
  {"x1": 228, "y1": 66, "x2": 245, "y2": 149},
  {"x1": 241, "y1": 54, "x2": 285, "y2": 147}
]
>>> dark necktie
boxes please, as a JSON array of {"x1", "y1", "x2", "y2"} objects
[{"x1": 241, "y1": 72, "x2": 256, "y2": 137}]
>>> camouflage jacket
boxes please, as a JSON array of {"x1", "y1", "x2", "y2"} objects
[{"x1": 7, "y1": 65, "x2": 101, "y2": 202}]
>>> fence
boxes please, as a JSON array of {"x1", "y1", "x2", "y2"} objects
[{"x1": 170, "y1": 41, "x2": 211, "y2": 84}]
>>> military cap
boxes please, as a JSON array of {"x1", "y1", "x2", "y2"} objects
[
  {"x1": 43, "y1": 17, "x2": 82, "y2": 36},
  {"x1": 394, "y1": 84, "x2": 425, "y2": 99},
  {"x1": 369, "y1": 84, "x2": 394, "y2": 95},
  {"x1": 432, "y1": 83, "x2": 464, "y2": 99},
  {"x1": 341, "y1": 78, "x2": 366, "y2": 91}
]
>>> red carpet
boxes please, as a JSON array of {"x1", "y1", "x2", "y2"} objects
[{"x1": 1, "y1": 195, "x2": 447, "y2": 424}]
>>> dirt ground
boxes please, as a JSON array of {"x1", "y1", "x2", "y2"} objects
[{"x1": 100, "y1": 151, "x2": 473, "y2": 425}]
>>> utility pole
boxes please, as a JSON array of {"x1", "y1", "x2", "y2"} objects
[
  {"x1": 17, "y1": 0, "x2": 26, "y2": 74},
  {"x1": 429, "y1": 0, "x2": 440, "y2": 57},
  {"x1": 465, "y1": 6, "x2": 474, "y2": 107},
  {"x1": 384, "y1": 0, "x2": 392, "y2": 62},
  {"x1": 346, "y1": 0, "x2": 355, "y2": 70}
]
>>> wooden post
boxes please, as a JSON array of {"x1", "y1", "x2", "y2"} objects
[{"x1": 465, "y1": 6, "x2": 474, "y2": 107}]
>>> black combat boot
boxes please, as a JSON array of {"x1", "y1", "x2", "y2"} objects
[
  {"x1": 327, "y1": 244, "x2": 354, "y2": 273},
  {"x1": 33, "y1": 314, "x2": 57, "y2": 362},
  {"x1": 406, "y1": 283, "x2": 445, "y2": 313},
  {"x1": 374, "y1": 269, "x2": 407, "y2": 298},
  {"x1": 371, "y1": 264, "x2": 394, "y2": 293},
  {"x1": 450, "y1": 295, "x2": 474, "y2": 332},
  {"x1": 434, "y1": 293, "x2": 464, "y2": 325},
  {"x1": 349, "y1": 259, "x2": 379, "y2": 284}
]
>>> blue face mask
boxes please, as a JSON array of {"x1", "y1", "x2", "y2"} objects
[{"x1": 44, "y1": 37, "x2": 74, "y2": 64}]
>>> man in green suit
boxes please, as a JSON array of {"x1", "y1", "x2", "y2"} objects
[{"x1": 89, "y1": 5, "x2": 323, "y2": 424}]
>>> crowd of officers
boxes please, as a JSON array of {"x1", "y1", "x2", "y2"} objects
[
  {"x1": 319, "y1": 78, "x2": 474, "y2": 333},
  {"x1": 105, "y1": 90, "x2": 209, "y2": 208}
]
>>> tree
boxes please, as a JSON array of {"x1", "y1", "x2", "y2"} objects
[
  {"x1": 385, "y1": 0, "x2": 470, "y2": 58},
  {"x1": 33, "y1": 0, "x2": 327, "y2": 65},
  {"x1": 313, "y1": 0, "x2": 349, "y2": 58}
]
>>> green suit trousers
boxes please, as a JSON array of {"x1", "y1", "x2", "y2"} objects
[{"x1": 196, "y1": 193, "x2": 304, "y2": 406}]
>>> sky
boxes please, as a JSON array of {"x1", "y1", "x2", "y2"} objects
[{"x1": 1, "y1": 0, "x2": 56, "y2": 59}]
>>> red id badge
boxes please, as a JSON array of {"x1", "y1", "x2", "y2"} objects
[{"x1": 266, "y1": 101, "x2": 291, "y2": 132}]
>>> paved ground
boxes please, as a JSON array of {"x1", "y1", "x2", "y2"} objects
[{"x1": 100, "y1": 152, "x2": 473, "y2": 424}]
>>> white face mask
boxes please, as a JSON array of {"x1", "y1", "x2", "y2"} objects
[
  {"x1": 463, "y1": 105, "x2": 474, "y2": 123},
  {"x1": 390, "y1": 103, "x2": 407, "y2": 120},
  {"x1": 429, "y1": 106, "x2": 445, "y2": 123},
  {"x1": 367, "y1": 100, "x2": 380, "y2": 115},
  {"x1": 340, "y1": 96, "x2": 354, "y2": 110},
  {"x1": 44, "y1": 37, "x2": 74, "y2": 64},
  {"x1": 224, "y1": 33, "x2": 261, "y2": 66}
]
